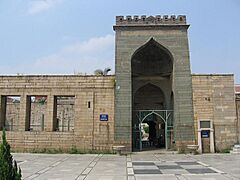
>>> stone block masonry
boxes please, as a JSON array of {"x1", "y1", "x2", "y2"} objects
[
  {"x1": 192, "y1": 74, "x2": 238, "y2": 151},
  {"x1": 0, "y1": 74, "x2": 238, "y2": 152},
  {"x1": 114, "y1": 15, "x2": 195, "y2": 151},
  {"x1": 0, "y1": 75, "x2": 115, "y2": 152}
]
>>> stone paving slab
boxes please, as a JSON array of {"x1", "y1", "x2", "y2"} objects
[
  {"x1": 132, "y1": 160, "x2": 218, "y2": 175},
  {"x1": 12, "y1": 153, "x2": 240, "y2": 180}
]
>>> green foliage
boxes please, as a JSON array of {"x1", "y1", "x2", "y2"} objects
[
  {"x1": 143, "y1": 126, "x2": 149, "y2": 134},
  {"x1": 218, "y1": 148, "x2": 231, "y2": 153},
  {"x1": 0, "y1": 129, "x2": 22, "y2": 180},
  {"x1": 29, "y1": 147, "x2": 114, "y2": 154}
]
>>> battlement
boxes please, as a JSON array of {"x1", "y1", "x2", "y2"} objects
[{"x1": 116, "y1": 15, "x2": 187, "y2": 26}]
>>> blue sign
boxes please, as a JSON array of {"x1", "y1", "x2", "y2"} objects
[
  {"x1": 100, "y1": 114, "x2": 108, "y2": 121},
  {"x1": 201, "y1": 130, "x2": 210, "y2": 138}
]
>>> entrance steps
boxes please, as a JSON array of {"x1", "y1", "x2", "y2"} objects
[
  {"x1": 230, "y1": 144, "x2": 240, "y2": 154},
  {"x1": 134, "y1": 149, "x2": 178, "y2": 155}
]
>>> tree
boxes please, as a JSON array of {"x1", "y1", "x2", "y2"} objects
[
  {"x1": 143, "y1": 126, "x2": 149, "y2": 134},
  {"x1": 0, "y1": 129, "x2": 21, "y2": 180}
]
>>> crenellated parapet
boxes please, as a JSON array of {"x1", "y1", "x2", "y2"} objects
[{"x1": 116, "y1": 15, "x2": 187, "y2": 25}]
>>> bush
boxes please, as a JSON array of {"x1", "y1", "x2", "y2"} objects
[{"x1": 0, "y1": 129, "x2": 22, "y2": 180}]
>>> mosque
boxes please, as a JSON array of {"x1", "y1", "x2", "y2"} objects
[{"x1": 0, "y1": 15, "x2": 239, "y2": 153}]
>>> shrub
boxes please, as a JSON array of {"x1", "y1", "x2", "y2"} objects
[{"x1": 0, "y1": 129, "x2": 22, "y2": 180}]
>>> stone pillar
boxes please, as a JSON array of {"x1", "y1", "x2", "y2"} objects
[
  {"x1": 25, "y1": 96, "x2": 31, "y2": 131},
  {"x1": 45, "y1": 95, "x2": 55, "y2": 131},
  {"x1": 0, "y1": 96, "x2": 6, "y2": 130},
  {"x1": 18, "y1": 94, "x2": 27, "y2": 131},
  {"x1": 74, "y1": 92, "x2": 94, "y2": 149},
  {"x1": 210, "y1": 129, "x2": 215, "y2": 153},
  {"x1": 197, "y1": 129, "x2": 202, "y2": 153}
]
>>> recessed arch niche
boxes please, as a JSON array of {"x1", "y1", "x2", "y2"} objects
[{"x1": 131, "y1": 38, "x2": 174, "y2": 151}]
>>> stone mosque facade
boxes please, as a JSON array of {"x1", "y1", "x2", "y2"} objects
[{"x1": 0, "y1": 15, "x2": 239, "y2": 153}]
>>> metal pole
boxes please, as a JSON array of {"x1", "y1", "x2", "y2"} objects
[
  {"x1": 165, "y1": 110, "x2": 168, "y2": 150},
  {"x1": 139, "y1": 119, "x2": 142, "y2": 151}
]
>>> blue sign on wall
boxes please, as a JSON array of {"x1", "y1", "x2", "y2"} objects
[
  {"x1": 201, "y1": 130, "x2": 210, "y2": 138},
  {"x1": 100, "y1": 114, "x2": 108, "y2": 121}
]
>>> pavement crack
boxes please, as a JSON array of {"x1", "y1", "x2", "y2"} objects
[{"x1": 75, "y1": 154, "x2": 102, "y2": 180}]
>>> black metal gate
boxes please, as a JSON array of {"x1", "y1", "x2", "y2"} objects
[{"x1": 132, "y1": 110, "x2": 173, "y2": 151}]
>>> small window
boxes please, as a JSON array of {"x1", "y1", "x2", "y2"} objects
[
  {"x1": 204, "y1": 97, "x2": 210, "y2": 101},
  {"x1": 200, "y1": 121, "x2": 211, "y2": 129},
  {"x1": 88, "y1": 101, "x2": 91, "y2": 108}
]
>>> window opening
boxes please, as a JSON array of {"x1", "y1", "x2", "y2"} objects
[
  {"x1": 54, "y1": 96, "x2": 75, "y2": 132},
  {"x1": 1, "y1": 96, "x2": 21, "y2": 131},
  {"x1": 26, "y1": 96, "x2": 47, "y2": 131}
]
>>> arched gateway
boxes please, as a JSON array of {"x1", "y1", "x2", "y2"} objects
[
  {"x1": 114, "y1": 15, "x2": 195, "y2": 152},
  {"x1": 132, "y1": 39, "x2": 174, "y2": 151}
]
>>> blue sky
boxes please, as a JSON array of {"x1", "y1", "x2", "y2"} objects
[{"x1": 0, "y1": 0, "x2": 240, "y2": 83}]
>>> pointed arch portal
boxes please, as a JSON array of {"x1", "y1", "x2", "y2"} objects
[
  {"x1": 133, "y1": 110, "x2": 173, "y2": 151},
  {"x1": 132, "y1": 38, "x2": 174, "y2": 151}
]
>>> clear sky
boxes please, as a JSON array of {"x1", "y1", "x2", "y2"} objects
[{"x1": 0, "y1": 0, "x2": 239, "y2": 83}]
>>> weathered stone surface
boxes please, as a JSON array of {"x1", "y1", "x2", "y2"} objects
[
  {"x1": 0, "y1": 75, "x2": 115, "y2": 151},
  {"x1": 192, "y1": 74, "x2": 238, "y2": 151},
  {"x1": 114, "y1": 15, "x2": 195, "y2": 151}
]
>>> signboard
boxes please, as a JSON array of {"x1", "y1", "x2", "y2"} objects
[
  {"x1": 201, "y1": 130, "x2": 210, "y2": 138},
  {"x1": 100, "y1": 114, "x2": 108, "y2": 121}
]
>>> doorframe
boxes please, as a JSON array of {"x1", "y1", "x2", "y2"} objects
[{"x1": 133, "y1": 110, "x2": 173, "y2": 151}]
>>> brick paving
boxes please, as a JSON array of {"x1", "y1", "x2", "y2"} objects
[{"x1": 13, "y1": 153, "x2": 240, "y2": 180}]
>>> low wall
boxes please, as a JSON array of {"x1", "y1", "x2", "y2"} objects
[{"x1": 0, "y1": 75, "x2": 115, "y2": 152}]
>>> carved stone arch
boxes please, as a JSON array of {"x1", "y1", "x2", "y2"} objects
[
  {"x1": 133, "y1": 83, "x2": 166, "y2": 110},
  {"x1": 134, "y1": 81, "x2": 165, "y2": 96},
  {"x1": 131, "y1": 38, "x2": 174, "y2": 71},
  {"x1": 131, "y1": 39, "x2": 173, "y2": 77}
]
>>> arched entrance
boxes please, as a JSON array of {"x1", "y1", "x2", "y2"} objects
[
  {"x1": 132, "y1": 110, "x2": 173, "y2": 151},
  {"x1": 131, "y1": 38, "x2": 174, "y2": 151}
]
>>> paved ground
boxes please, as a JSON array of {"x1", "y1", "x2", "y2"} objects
[{"x1": 13, "y1": 152, "x2": 240, "y2": 180}]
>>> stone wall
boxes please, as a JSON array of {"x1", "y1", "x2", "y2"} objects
[
  {"x1": 114, "y1": 15, "x2": 195, "y2": 151},
  {"x1": 0, "y1": 75, "x2": 115, "y2": 152},
  {"x1": 236, "y1": 94, "x2": 240, "y2": 143},
  {"x1": 0, "y1": 74, "x2": 238, "y2": 153},
  {"x1": 192, "y1": 74, "x2": 238, "y2": 151}
]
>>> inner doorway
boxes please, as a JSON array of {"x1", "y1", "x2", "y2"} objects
[{"x1": 132, "y1": 109, "x2": 173, "y2": 151}]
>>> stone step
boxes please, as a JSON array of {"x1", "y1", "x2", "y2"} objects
[
  {"x1": 232, "y1": 148, "x2": 240, "y2": 152},
  {"x1": 230, "y1": 150, "x2": 240, "y2": 154},
  {"x1": 233, "y1": 144, "x2": 240, "y2": 149},
  {"x1": 230, "y1": 144, "x2": 240, "y2": 154}
]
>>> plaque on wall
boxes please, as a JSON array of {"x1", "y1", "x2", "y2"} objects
[{"x1": 100, "y1": 114, "x2": 108, "y2": 121}]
